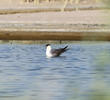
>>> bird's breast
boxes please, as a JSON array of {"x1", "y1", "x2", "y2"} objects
[{"x1": 46, "y1": 51, "x2": 53, "y2": 58}]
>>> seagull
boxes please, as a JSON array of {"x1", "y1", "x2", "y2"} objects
[{"x1": 46, "y1": 44, "x2": 68, "y2": 58}]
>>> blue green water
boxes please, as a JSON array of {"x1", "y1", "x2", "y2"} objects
[{"x1": 0, "y1": 42, "x2": 110, "y2": 100}]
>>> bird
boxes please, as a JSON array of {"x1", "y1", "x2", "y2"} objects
[{"x1": 46, "y1": 44, "x2": 68, "y2": 58}]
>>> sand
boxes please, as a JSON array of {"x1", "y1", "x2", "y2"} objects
[{"x1": 0, "y1": 0, "x2": 110, "y2": 40}]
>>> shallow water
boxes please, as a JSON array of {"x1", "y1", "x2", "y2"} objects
[{"x1": 0, "y1": 42, "x2": 110, "y2": 100}]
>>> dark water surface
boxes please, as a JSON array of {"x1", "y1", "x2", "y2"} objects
[{"x1": 0, "y1": 42, "x2": 110, "y2": 100}]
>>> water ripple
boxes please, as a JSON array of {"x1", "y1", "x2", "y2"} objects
[{"x1": 0, "y1": 43, "x2": 110, "y2": 100}]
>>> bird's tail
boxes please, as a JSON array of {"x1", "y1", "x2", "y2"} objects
[{"x1": 63, "y1": 46, "x2": 68, "y2": 51}]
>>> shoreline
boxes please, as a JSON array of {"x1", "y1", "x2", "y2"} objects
[
  {"x1": 0, "y1": 8, "x2": 109, "y2": 41},
  {"x1": 0, "y1": 29, "x2": 110, "y2": 41}
]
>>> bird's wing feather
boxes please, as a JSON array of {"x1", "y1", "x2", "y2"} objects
[{"x1": 51, "y1": 47, "x2": 68, "y2": 56}]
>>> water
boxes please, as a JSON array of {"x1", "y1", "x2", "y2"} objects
[{"x1": 0, "y1": 42, "x2": 110, "y2": 100}]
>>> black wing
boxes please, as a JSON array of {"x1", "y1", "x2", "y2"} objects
[{"x1": 51, "y1": 46, "x2": 68, "y2": 57}]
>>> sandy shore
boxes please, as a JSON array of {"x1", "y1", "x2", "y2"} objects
[
  {"x1": 0, "y1": 1, "x2": 110, "y2": 40},
  {"x1": 0, "y1": 10, "x2": 110, "y2": 40},
  {"x1": 0, "y1": 10, "x2": 109, "y2": 27}
]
